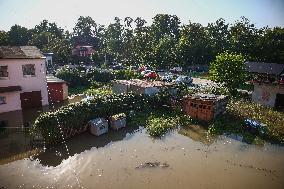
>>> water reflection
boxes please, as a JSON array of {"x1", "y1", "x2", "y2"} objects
[
  {"x1": 35, "y1": 125, "x2": 140, "y2": 166},
  {"x1": 0, "y1": 95, "x2": 85, "y2": 162},
  {"x1": 178, "y1": 124, "x2": 215, "y2": 145},
  {"x1": 0, "y1": 128, "x2": 284, "y2": 189}
]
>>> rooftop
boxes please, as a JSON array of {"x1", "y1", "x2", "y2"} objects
[
  {"x1": 184, "y1": 93, "x2": 228, "y2": 101},
  {"x1": 245, "y1": 62, "x2": 284, "y2": 76},
  {"x1": 0, "y1": 46, "x2": 44, "y2": 59},
  {"x1": 113, "y1": 79, "x2": 173, "y2": 88},
  {"x1": 46, "y1": 75, "x2": 66, "y2": 83}
]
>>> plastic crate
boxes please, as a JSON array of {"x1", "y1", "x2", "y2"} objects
[{"x1": 88, "y1": 118, "x2": 108, "y2": 136}]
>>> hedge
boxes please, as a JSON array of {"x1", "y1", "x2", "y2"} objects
[{"x1": 32, "y1": 93, "x2": 155, "y2": 145}]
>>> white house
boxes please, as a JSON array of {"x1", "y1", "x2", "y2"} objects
[{"x1": 0, "y1": 46, "x2": 49, "y2": 113}]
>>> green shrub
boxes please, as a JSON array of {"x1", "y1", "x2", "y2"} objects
[
  {"x1": 209, "y1": 52, "x2": 246, "y2": 95},
  {"x1": 113, "y1": 69, "x2": 142, "y2": 80},
  {"x1": 55, "y1": 67, "x2": 89, "y2": 87},
  {"x1": 32, "y1": 93, "x2": 152, "y2": 145}
]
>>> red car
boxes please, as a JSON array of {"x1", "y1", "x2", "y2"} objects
[{"x1": 144, "y1": 71, "x2": 158, "y2": 79}]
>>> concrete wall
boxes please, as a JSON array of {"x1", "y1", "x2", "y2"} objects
[
  {"x1": 252, "y1": 83, "x2": 284, "y2": 107},
  {"x1": 0, "y1": 59, "x2": 48, "y2": 113},
  {"x1": 62, "y1": 83, "x2": 68, "y2": 100},
  {"x1": 112, "y1": 82, "x2": 129, "y2": 94}
]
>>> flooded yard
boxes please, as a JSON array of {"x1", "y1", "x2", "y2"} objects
[
  {"x1": 0, "y1": 95, "x2": 85, "y2": 161},
  {"x1": 0, "y1": 125, "x2": 284, "y2": 189}
]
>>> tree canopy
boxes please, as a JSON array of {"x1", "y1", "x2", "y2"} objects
[{"x1": 1, "y1": 15, "x2": 283, "y2": 66}]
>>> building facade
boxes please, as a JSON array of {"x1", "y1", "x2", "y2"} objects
[
  {"x1": 46, "y1": 75, "x2": 68, "y2": 103},
  {"x1": 72, "y1": 45, "x2": 94, "y2": 57},
  {"x1": 182, "y1": 94, "x2": 228, "y2": 122},
  {"x1": 245, "y1": 61, "x2": 284, "y2": 109},
  {"x1": 0, "y1": 46, "x2": 49, "y2": 113}
]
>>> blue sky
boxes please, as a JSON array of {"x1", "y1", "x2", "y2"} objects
[{"x1": 0, "y1": 0, "x2": 283, "y2": 31}]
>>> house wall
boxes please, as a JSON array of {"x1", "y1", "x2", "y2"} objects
[
  {"x1": 252, "y1": 83, "x2": 284, "y2": 107},
  {"x1": 0, "y1": 92, "x2": 21, "y2": 113},
  {"x1": 0, "y1": 59, "x2": 48, "y2": 113},
  {"x1": 62, "y1": 83, "x2": 68, "y2": 100}
]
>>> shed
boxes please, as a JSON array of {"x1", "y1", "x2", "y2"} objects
[
  {"x1": 245, "y1": 62, "x2": 284, "y2": 109},
  {"x1": 46, "y1": 75, "x2": 68, "y2": 103},
  {"x1": 182, "y1": 94, "x2": 228, "y2": 122}
]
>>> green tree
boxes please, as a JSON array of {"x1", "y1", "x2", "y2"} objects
[
  {"x1": 0, "y1": 31, "x2": 9, "y2": 45},
  {"x1": 150, "y1": 14, "x2": 181, "y2": 68},
  {"x1": 104, "y1": 17, "x2": 124, "y2": 63},
  {"x1": 256, "y1": 27, "x2": 284, "y2": 63},
  {"x1": 8, "y1": 25, "x2": 31, "y2": 45},
  {"x1": 72, "y1": 16, "x2": 99, "y2": 47},
  {"x1": 177, "y1": 22, "x2": 211, "y2": 68},
  {"x1": 207, "y1": 18, "x2": 231, "y2": 60},
  {"x1": 230, "y1": 17, "x2": 259, "y2": 58},
  {"x1": 209, "y1": 52, "x2": 246, "y2": 95}
]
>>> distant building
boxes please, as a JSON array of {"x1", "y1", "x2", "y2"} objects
[
  {"x1": 43, "y1": 52, "x2": 53, "y2": 68},
  {"x1": 245, "y1": 61, "x2": 284, "y2": 109},
  {"x1": 182, "y1": 94, "x2": 228, "y2": 122},
  {"x1": 0, "y1": 46, "x2": 49, "y2": 113},
  {"x1": 72, "y1": 45, "x2": 94, "y2": 58}
]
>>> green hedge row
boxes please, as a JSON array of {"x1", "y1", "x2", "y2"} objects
[
  {"x1": 55, "y1": 67, "x2": 142, "y2": 87},
  {"x1": 32, "y1": 93, "x2": 155, "y2": 145}
]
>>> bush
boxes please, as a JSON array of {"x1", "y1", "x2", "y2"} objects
[
  {"x1": 209, "y1": 52, "x2": 246, "y2": 95},
  {"x1": 55, "y1": 67, "x2": 89, "y2": 87},
  {"x1": 113, "y1": 69, "x2": 142, "y2": 80},
  {"x1": 87, "y1": 69, "x2": 114, "y2": 83},
  {"x1": 32, "y1": 93, "x2": 153, "y2": 145}
]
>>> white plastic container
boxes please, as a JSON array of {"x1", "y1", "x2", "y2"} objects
[
  {"x1": 110, "y1": 113, "x2": 127, "y2": 130},
  {"x1": 88, "y1": 118, "x2": 108, "y2": 136}
]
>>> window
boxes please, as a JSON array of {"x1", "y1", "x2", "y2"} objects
[
  {"x1": 22, "y1": 64, "x2": 35, "y2": 76},
  {"x1": 0, "y1": 96, "x2": 6, "y2": 105},
  {"x1": 0, "y1": 66, "x2": 8, "y2": 77}
]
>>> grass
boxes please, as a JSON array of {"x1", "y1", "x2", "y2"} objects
[
  {"x1": 128, "y1": 109, "x2": 194, "y2": 138},
  {"x1": 208, "y1": 99, "x2": 284, "y2": 144},
  {"x1": 68, "y1": 86, "x2": 89, "y2": 95},
  {"x1": 68, "y1": 82, "x2": 112, "y2": 96}
]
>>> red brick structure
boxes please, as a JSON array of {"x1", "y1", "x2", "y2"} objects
[
  {"x1": 46, "y1": 76, "x2": 68, "y2": 103},
  {"x1": 182, "y1": 94, "x2": 228, "y2": 122}
]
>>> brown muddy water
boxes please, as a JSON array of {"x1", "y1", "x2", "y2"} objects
[{"x1": 0, "y1": 125, "x2": 284, "y2": 189}]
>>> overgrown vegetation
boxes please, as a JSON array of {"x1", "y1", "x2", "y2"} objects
[
  {"x1": 32, "y1": 93, "x2": 153, "y2": 145},
  {"x1": 208, "y1": 99, "x2": 284, "y2": 144},
  {"x1": 55, "y1": 67, "x2": 141, "y2": 89},
  {"x1": 209, "y1": 52, "x2": 246, "y2": 95}
]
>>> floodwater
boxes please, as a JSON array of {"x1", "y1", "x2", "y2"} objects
[
  {"x1": 0, "y1": 125, "x2": 284, "y2": 189},
  {"x1": 0, "y1": 95, "x2": 85, "y2": 160}
]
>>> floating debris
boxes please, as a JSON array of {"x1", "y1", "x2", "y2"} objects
[{"x1": 135, "y1": 161, "x2": 169, "y2": 169}]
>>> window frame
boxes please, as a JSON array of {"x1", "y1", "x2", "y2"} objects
[
  {"x1": 0, "y1": 96, "x2": 6, "y2": 105},
  {"x1": 0, "y1": 65, "x2": 8, "y2": 78},
  {"x1": 22, "y1": 64, "x2": 36, "y2": 77}
]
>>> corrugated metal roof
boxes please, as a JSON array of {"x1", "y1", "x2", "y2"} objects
[
  {"x1": 0, "y1": 46, "x2": 44, "y2": 59},
  {"x1": 245, "y1": 61, "x2": 284, "y2": 76},
  {"x1": 46, "y1": 75, "x2": 66, "y2": 83}
]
